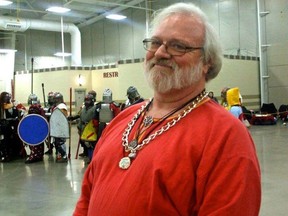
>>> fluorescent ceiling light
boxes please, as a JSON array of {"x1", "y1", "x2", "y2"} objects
[
  {"x1": 46, "y1": 6, "x2": 71, "y2": 13},
  {"x1": 106, "y1": 14, "x2": 127, "y2": 20},
  {"x1": 54, "y1": 52, "x2": 72, "y2": 57},
  {"x1": 0, "y1": 0, "x2": 13, "y2": 6},
  {"x1": 0, "y1": 49, "x2": 17, "y2": 53}
]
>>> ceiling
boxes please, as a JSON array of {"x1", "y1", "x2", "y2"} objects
[{"x1": 0, "y1": 0, "x2": 148, "y2": 28}]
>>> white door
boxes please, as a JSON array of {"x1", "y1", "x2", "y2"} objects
[{"x1": 74, "y1": 89, "x2": 86, "y2": 114}]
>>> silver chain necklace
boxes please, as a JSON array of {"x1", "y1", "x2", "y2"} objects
[{"x1": 119, "y1": 91, "x2": 209, "y2": 169}]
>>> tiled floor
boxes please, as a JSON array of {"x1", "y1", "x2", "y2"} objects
[
  {"x1": 0, "y1": 125, "x2": 85, "y2": 216},
  {"x1": 1, "y1": 122, "x2": 288, "y2": 216},
  {"x1": 252, "y1": 122, "x2": 288, "y2": 216}
]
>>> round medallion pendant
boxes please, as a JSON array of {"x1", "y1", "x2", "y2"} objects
[{"x1": 119, "y1": 157, "x2": 131, "y2": 169}]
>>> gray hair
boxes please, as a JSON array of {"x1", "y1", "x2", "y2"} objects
[{"x1": 149, "y1": 3, "x2": 222, "y2": 82}]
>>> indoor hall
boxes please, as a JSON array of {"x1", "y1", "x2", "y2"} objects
[
  {"x1": 0, "y1": 122, "x2": 288, "y2": 215},
  {"x1": 1, "y1": 0, "x2": 288, "y2": 215}
]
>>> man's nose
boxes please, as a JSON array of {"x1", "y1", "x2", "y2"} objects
[{"x1": 154, "y1": 43, "x2": 171, "y2": 58}]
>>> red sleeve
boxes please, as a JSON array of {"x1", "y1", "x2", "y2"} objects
[
  {"x1": 110, "y1": 103, "x2": 121, "y2": 117},
  {"x1": 194, "y1": 120, "x2": 261, "y2": 216},
  {"x1": 196, "y1": 157, "x2": 261, "y2": 215},
  {"x1": 16, "y1": 103, "x2": 26, "y2": 111}
]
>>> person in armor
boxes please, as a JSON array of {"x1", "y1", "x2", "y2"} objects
[
  {"x1": 42, "y1": 91, "x2": 56, "y2": 118},
  {"x1": 87, "y1": 90, "x2": 96, "y2": 101},
  {"x1": 44, "y1": 91, "x2": 55, "y2": 155},
  {"x1": 95, "y1": 88, "x2": 120, "y2": 138},
  {"x1": 77, "y1": 93, "x2": 98, "y2": 163},
  {"x1": 27, "y1": 93, "x2": 40, "y2": 105},
  {"x1": 48, "y1": 91, "x2": 55, "y2": 106},
  {"x1": 25, "y1": 94, "x2": 46, "y2": 163},
  {"x1": 68, "y1": 90, "x2": 97, "y2": 122},
  {"x1": 67, "y1": 90, "x2": 97, "y2": 158},
  {"x1": 80, "y1": 88, "x2": 119, "y2": 163},
  {"x1": 0, "y1": 92, "x2": 24, "y2": 162},
  {"x1": 121, "y1": 86, "x2": 144, "y2": 110},
  {"x1": 12, "y1": 99, "x2": 26, "y2": 117},
  {"x1": 51, "y1": 92, "x2": 68, "y2": 163}
]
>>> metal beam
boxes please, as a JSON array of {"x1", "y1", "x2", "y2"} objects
[{"x1": 76, "y1": 0, "x2": 147, "y2": 28}]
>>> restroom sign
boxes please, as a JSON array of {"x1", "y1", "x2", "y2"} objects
[{"x1": 103, "y1": 72, "x2": 118, "y2": 78}]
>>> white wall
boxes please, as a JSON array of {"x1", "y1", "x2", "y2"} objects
[
  {"x1": 14, "y1": 69, "x2": 92, "y2": 110},
  {"x1": 9, "y1": 0, "x2": 288, "y2": 109},
  {"x1": 0, "y1": 52, "x2": 15, "y2": 93},
  {"x1": 207, "y1": 58, "x2": 260, "y2": 97},
  {"x1": 90, "y1": 63, "x2": 154, "y2": 101},
  {"x1": 264, "y1": 1, "x2": 288, "y2": 108},
  {"x1": 15, "y1": 58, "x2": 259, "y2": 110}
]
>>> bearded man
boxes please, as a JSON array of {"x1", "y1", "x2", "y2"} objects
[{"x1": 74, "y1": 3, "x2": 261, "y2": 216}]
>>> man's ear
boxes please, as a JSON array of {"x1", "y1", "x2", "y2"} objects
[{"x1": 202, "y1": 62, "x2": 211, "y2": 75}]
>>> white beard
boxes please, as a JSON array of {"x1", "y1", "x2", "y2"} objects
[{"x1": 144, "y1": 58, "x2": 203, "y2": 93}]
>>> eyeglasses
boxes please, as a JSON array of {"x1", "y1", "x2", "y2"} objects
[{"x1": 143, "y1": 38, "x2": 203, "y2": 56}]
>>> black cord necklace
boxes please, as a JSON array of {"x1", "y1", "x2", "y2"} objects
[{"x1": 128, "y1": 89, "x2": 206, "y2": 150}]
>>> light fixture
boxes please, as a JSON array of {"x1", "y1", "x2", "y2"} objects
[
  {"x1": 0, "y1": 0, "x2": 13, "y2": 6},
  {"x1": 0, "y1": 49, "x2": 17, "y2": 53},
  {"x1": 78, "y1": 74, "x2": 84, "y2": 86},
  {"x1": 46, "y1": 6, "x2": 71, "y2": 13},
  {"x1": 54, "y1": 52, "x2": 72, "y2": 57},
  {"x1": 106, "y1": 14, "x2": 127, "y2": 20}
]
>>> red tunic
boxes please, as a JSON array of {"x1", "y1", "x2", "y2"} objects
[{"x1": 73, "y1": 99, "x2": 261, "y2": 216}]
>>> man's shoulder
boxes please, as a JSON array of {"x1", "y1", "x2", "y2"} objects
[{"x1": 201, "y1": 100, "x2": 241, "y2": 122}]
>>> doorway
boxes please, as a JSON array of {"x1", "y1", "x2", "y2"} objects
[{"x1": 74, "y1": 88, "x2": 86, "y2": 114}]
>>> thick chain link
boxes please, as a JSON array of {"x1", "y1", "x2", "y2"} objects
[
  {"x1": 122, "y1": 92, "x2": 208, "y2": 152},
  {"x1": 122, "y1": 99, "x2": 151, "y2": 147}
]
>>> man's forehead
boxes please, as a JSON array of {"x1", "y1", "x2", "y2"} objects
[{"x1": 154, "y1": 14, "x2": 205, "y2": 44}]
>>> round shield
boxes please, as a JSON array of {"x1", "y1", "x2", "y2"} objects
[{"x1": 18, "y1": 114, "x2": 49, "y2": 146}]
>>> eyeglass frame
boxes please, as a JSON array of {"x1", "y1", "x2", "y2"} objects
[{"x1": 142, "y1": 38, "x2": 203, "y2": 56}]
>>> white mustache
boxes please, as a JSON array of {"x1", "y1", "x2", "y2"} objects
[{"x1": 149, "y1": 59, "x2": 177, "y2": 70}]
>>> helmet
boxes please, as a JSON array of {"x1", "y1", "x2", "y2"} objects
[
  {"x1": 88, "y1": 90, "x2": 97, "y2": 100},
  {"x1": 102, "y1": 88, "x2": 112, "y2": 103},
  {"x1": 0, "y1": 92, "x2": 11, "y2": 104},
  {"x1": 28, "y1": 104, "x2": 42, "y2": 114},
  {"x1": 84, "y1": 93, "x2": 95, "y2": 107},
  {"x1": 126, "y1": 86, "x2": 140, "y2": 101},
  {"x1": 47, "y1": 91, "x2": 54, "y2": 106},
  {"x1": 53, "y1": 92, "x2": 64, "y2": 105},
  {"x1": 27, "y1": 94, "x2": 39, "y2": 105}
]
